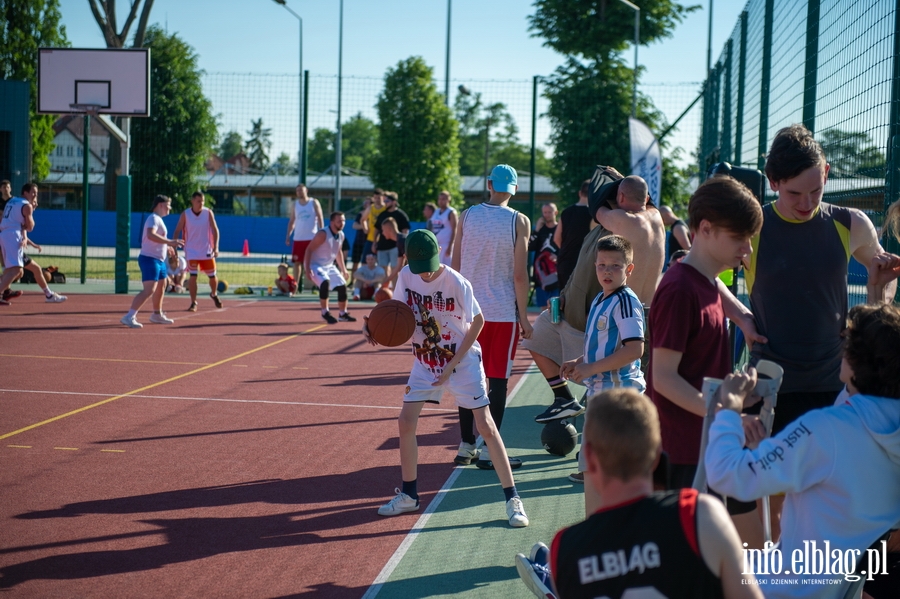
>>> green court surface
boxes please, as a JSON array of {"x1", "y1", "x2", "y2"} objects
[{"x1": 365, "y1": 369, "x2": 588, "y2": 598}]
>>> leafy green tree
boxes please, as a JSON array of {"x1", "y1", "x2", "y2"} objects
[
  {"x1": 131, "y1": 26, "x2": 217, "y2": 211},
  {"x1": 246, "y1": 118, "x2": 272, "y2": 172},
  {"x1": 308, "y1": 127, "x2": 335, "y2": 174},
  {"x1": 218, "y1": 130, "x2": 243, "y2": 159},
  {"x1": 454, "y1": 92, "x2": 552, "y2": 177},
  {"x1": 530, "y1": 0, "x2": 697, "y2": 205},
  {"x1": 373, "y1": 57, "x2": 460, "y2": 217},
  {"x1": 341, "y1": 113, "x2": 380, "y2": 173},
  {"x1": 0, "y1": 0, "x2": 69, "y2": 180},
  {"x1": 818, "y1": 129, "x2": 885, "y2": 179},
  {"x1": 529, "y1": 0, "x2": 698, "y2": 60},
  {"x1": 306, "y1": 113, "x2": 379, "y2": 175}
]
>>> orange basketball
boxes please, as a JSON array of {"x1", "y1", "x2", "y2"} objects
[
  {"x1": 367, "y1": 299, "x2": 416, "y2": 347},
  {"x1": 374, "y1": 287, "x2": 393, "y2": 303}
]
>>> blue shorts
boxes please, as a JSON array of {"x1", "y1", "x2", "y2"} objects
[{"x1": 138, "y1": 254, "x2": 167, "y2": 282}]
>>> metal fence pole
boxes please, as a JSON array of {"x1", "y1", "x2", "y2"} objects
[
  {"x1": 885, "y1": 0, "x2": 900, "y2": 258},
  {"x1": 301, "y1": 70, "x2": 309, "y2": 184},
  {"x1": 803, "y1": 0, "x2": 821, "y2": 133},
  {"x1": 736, "y1": 11, "x2": 747, "y2": 166},
  {"x1": 757, "y1": 0, "x2": 774, "y2": 171},
  {"x1": 81, "y1": 114, "x2": 89, "y2": 285},
  {"x1": 723, "y1": 39, "x2": 734, "y2": 163},
  {"x1": 529, "y1": 75, "x2": 538, "y2": 224}
]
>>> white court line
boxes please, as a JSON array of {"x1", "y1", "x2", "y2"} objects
[
  {"x1": 0, "y1": 388, "x2": 457, "y2": 413},
  {"x1": 361, "y1": 362, "x2": 538, "y2": 599}
]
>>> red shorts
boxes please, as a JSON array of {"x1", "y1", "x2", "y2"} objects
[
  {"x1": 477, "y1": 321, "x2": 518, "y2": 379},
  {"x1": 292, "y1": 240, "x2": 312, "y2": 263},
  {"x1": 188, "y1": 258, "x2": 217, "y2": 277}
]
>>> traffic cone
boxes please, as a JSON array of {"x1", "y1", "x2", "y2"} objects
[{"x1": 242, "y1": 239, "x2": 250, "y2": 256}]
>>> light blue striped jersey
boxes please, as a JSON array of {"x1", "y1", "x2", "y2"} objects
[{"x1": 583, "y1": 285, "x2": 646, "y2": 396}]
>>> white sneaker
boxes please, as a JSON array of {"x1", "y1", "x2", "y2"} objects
[
  {"x1": 149, "y1": 313, "x2": 174, "y2": 324},
  {"x1": 120, "y1": 315, "x2": 142, "y2": 328},
  {"x1": 45, "y1": 292, "x2": 67, "y2": 303},
  {"x1": 506, "y1": 497, "x2": 529, "y2": 528},
  {"x1": 377, "y1": 488, "x2": 420, "y2": 516}
]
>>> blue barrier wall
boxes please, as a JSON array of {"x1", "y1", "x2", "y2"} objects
[{"x1": 30, "y1": 210, "x2": 439, "y2": 254}]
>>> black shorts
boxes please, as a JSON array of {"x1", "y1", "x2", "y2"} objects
[
  {"x1": 668, "y1": 463, "x2": 757, "y2": 515},
  {"x1": 23, "y1": 253, "x2": 32, "y2": 267}
]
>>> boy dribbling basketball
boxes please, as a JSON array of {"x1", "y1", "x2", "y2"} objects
[{"x1": 363, "y1": 229, "x2": 529, "y2": 527}]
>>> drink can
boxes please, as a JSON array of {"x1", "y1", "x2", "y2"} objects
[
  {"x1": 550, "y1": 297, "x2": 560, "y2": 324},
  {"x1": 268, "y1": 286, "x2": 273, "y2": 296},
  {"x1": 260, "y1": 288, "x2": 265, "y2": 297}
]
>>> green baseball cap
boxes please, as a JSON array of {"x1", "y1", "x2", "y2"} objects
[{"x1": 406, "y1": 229, "x2": 441, "y2": 274}]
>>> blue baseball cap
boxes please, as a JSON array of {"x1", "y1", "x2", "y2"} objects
[{"x1": 488, "y1": 164, "x2": 518, "y2": 195}]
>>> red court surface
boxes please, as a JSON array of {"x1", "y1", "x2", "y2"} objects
[{"x1": 0, "y1": 293, "x2": 532, "y2": 598}]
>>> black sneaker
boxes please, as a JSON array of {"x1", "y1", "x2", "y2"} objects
[
  {"x1": 535, "y1": 397, "x2": 585, "y2": 423},
  {"x1": 339, "y1": 312, "x2": 357, "y2": 322},
  {"x1": 322, "y1": 311, "x2": 338, "y2": 324},
  {"x1": 210, "y1": 293, "x2": 223, "y2": 309}
]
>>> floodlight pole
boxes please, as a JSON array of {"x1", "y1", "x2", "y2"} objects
[
  {"x1": 445, "y1": 0, "x2": 452, "y2": 105},
  {"x1": 273, "y1": 0, "x2": 305, "y2": 185},
  {"x1": 618, "y1": 0, "x2": 640, "y2": 118},
  {"x1": 335, "y1": 0, "x2": 344, "y2": 211}
]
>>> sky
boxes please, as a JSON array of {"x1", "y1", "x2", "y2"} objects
[{"x1": 55, "y1": 0, "x2": 752, "y2": 167}]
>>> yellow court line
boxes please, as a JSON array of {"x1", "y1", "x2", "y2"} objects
[
  {"x1": 54, "y1": 447, "x2": 78, "y2": 451},
  {"x1": 0, "y1": 325, "x2": 326, "y2": 441},
  {"x1": 100, "y1": 449, "x2": 126, "y2": 453},
  {"x1": 7, "y1": 445, "x2": 31, "y2": 449},
  {"x1": 0, "y1": 354, "x2": 209, "y2": 366}
]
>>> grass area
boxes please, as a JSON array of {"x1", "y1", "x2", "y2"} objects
[{"x1": 33, "y1": 254, "x2": 279, "y2": 287}]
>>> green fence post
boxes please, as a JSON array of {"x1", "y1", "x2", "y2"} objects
[
  {"x1": 757, "y1": 0, "x2": 774, "y2": 171},
  {"x1": 723, "y1": 39, "x2": 734, "y2": 163},
  {"x1": 802, "y1": 0, "x2": 820, "y2": 133},
  {"x1": 81, "y1": 114, "x2": 90, "y2": 284},
  {"x1": 115, "y1": 175, "x2": 132, "y2": 293},
  {"x1": 736, "y1": 11, "x2": 747, "y2": 166},
  {"x1": 885, "y1": 2, "x2": 900, "y2": 260}
]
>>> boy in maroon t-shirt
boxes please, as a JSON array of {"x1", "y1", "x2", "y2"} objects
[{"x1": 647, "y1": 176, "x2": 766, "y2": 547}]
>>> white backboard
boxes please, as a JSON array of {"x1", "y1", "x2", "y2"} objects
[{"x1": 38, "y1": 48, "x2": 150, "y2": 116}]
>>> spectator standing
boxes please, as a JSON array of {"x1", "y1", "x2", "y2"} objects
[
  {"x1": 284, "y1": 183, "x2": 324, "y2": 290},
  {"x1": 453, "y1": 164, "x2": 533, "y2": 470},
  {"x1": 529, "y1": 202, "x2": 559, "y2": 309},
  {"x1": 658, "y1": 205, "x2": 692, "y2": 267},
  {"x1": 648, "y1": 176, "x2": 766, "y2": 547},
  {"x1": 349, "y1": 198, "x2": 371, "y2": 283},
  {"x1": 430, "y1": 190, "x2": 458, "y2": 266},
  {"x1": 373, "y1": 192, "x2": 410, "y2": 282},
  {"x1": 745, "y1": 124, "x2": 900, "y2": 539},
  {"x1": 553, "y1": 179, "x2": 595, "y2": 291}
]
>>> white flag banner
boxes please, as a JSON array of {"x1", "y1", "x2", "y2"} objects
[{"x1": 629, "y1": 117, "x2": 662, "y2": 206}]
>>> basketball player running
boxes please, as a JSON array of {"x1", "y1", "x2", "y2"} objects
[
  {"x1": 0, "y1": 183, "x2": 37, "y2": 305},
  {"x1": 174, "y1": 191, "x2": 222, "y2": 311},
  {"x1": 516, "y1": 388, "x2": 761, "y2": 599},
  {"x1": 285, "y1": 183, "x2": 324, "y2": 290},
  {"x1": 304, "y1": 211, "x2": 356, "y2": 324},
  {"x1": 453, "y1": 164, "x2": 533, "y2": 470}
]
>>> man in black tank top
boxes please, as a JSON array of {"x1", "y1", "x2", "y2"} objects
[
  {"x1": 554, "y1": 180, "x2": 595, "y2": 290},
  {"x1": 518, "y1": 388, "x2": 760, "y2": 599}
]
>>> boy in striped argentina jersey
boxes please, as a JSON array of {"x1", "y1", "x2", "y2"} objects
[
  {"x1": 561, "y1": 234, "x2": 645, "y2": 515},
  {"x1": 560, "y1": 234, "x2": 645, "y2": 397}
]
